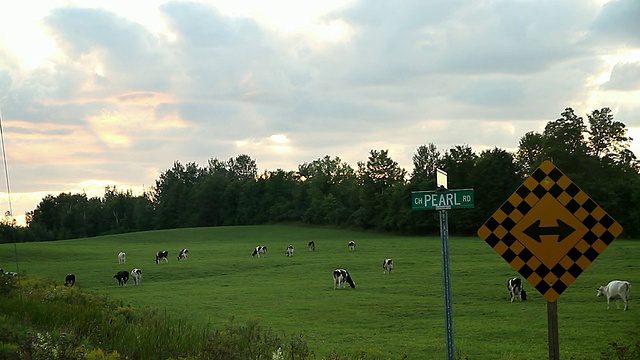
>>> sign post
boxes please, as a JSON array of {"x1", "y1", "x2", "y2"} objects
[
  {"x1": 477, "y1": 160, "x2": 623, "y2": 359},
  {"x1": 412, "y1": 170, "x2": 474, "y2": 360}
]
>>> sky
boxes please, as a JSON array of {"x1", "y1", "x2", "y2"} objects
[{"x1": 0, "y1": 0, "x2": 639, "y2": 227}]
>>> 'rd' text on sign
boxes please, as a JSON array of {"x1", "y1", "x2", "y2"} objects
[{"x1": 412, "y1": 189, "x2": 475, "y2": 211}]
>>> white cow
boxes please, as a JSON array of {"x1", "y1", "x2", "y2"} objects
[
  {"x1": 382, "y1": 259, "x2": 394, "y2": 274},
  {"x1": 131, "y1": 268, "x2": 142, "y2": 285},
  {"x1": 333, "y1": 269, "x2": 356, "y2": 289},
  {"x1": 252, "y1": 246, "x2": 268, "y2": 257},
  {"x1": 597, "y1": 280, "x2": 631, "y2": 311},
  {"x1": 177, "y1": 248, "x2": 189, "y2": 260},
  {"x1": 507, "y1": 277, "x2": 527, "y2": 302},
  {"x1": 118, "y1": 252, "x2": 126, "y2": 265},
  {"x1": 286, "y1": 245, "x2": 294, "y2": 257},
  {"x1": 348, "y1": 241, "x2": 356, "y2": 251}
]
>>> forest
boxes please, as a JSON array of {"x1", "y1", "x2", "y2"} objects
[{"x1": 1, "y1": 107, "x2": 639, "y2": 243}]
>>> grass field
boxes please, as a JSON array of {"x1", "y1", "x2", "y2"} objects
[{"x1": 1, "y1": 224, "x2": 638, "y2": 359}]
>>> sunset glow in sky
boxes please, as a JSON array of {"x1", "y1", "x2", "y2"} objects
[{"x1": 1, "y1": 0, "x2": 639, "y2": 226}]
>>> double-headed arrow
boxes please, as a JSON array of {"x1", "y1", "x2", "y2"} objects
[{"x1": 523, "y1": 219, "x2": 575, "y2": 243}]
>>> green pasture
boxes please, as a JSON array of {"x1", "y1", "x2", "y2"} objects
[{"x1": 1, "y1": 225, "x2": 638, "y2": 359}]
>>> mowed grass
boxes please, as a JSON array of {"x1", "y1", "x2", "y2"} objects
[{"x1": 1, "y1": 224, "x2": 638, "y2": 359}]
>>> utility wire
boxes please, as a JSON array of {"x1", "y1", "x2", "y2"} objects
[{"x1": 0, "y1": 107, "x2": 21, "y2": 276}]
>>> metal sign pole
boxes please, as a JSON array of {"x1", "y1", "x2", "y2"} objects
[
  {"x1": 547, "y1": 300, "x2": 560, "y2": 360},
  {"x1": 439, "y1": 209, "x2": 455, "y2": 360}
]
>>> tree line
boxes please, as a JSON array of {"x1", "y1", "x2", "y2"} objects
[{"x1": 1, "y1": 107, "x2": 639, "y2": 243}]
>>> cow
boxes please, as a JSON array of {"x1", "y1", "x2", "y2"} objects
[
  {"x1": 308, "y1": 241, "x2": 315, "y2": 251},
  {"x1": 286, "y1": 245, "x2": 294, "y2": 257},
  {"x1": 5, "y1": 271, "x2": 18, "y2": 277},
  {"x1": 131, "y1": 268, "x2": 142, "y2": 285},
  {"x1": 597, "y1": 280, "x2": 631, "y2": 311},
  {"x1": 118, "y1": 252, "x2": 126, "y2": 265},
  {"x1": 348, "y1": 241, "x2": 356, "y2": 251},
  {"x1": 252, "y1": 246, "x2": 268, "y2": 257},
  {"x1": 333, "y1": 269, "x2": 356, "y2": 289},
  {"x1": 177, "y1": 248, "x2": 189, "y2": 260},
  {"x1": 507, "y1": 277, "x2": 526, "y2": 302},
  {"x1": 113, "y1": 270, "x2": 129, "y2": 286},
  {"x1": 65, "y1": 273, "x2": 76, "y2": 287},
  {"x1": 155, "y1": 250, "x2": 169, "y2": 264},
  {"x1": 383, "y1": 259, "x2": 394, "y2": 274}
]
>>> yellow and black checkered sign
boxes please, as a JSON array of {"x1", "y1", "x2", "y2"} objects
[{"x1": 477, "y1": 160, "x2": 623, "y2": 302}]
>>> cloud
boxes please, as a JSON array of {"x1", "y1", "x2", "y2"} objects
[
  {"x1": 589, "y1": 0, "x2": 640, "y2": 47},
  {"x1": 602, "y1": 62, "x2": 640, "y2": 91}
]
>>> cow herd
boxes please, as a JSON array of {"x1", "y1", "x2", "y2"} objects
[{"x1": 0, "y1": 239, "x2": 632, "y2": 311}]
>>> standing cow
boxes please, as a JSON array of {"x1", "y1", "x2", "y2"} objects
[
  {"x1": 382, "y1": 259, "x2": 394, "y2": 274},
  {"x1": 286, "y1": 245, "x2": 294, "y2": 257},
  {"x1": 131, "y1": 268, "x2": 142, "y2": 285},
  {"x1": 155, "y1": 251, "x2": 169, "y2": 264},
  {"x1": 597, "y1": 280, "x2": 631, "y2": 310},
  {"x1": 348, "y1": 241, "x2": 356, "y2": 251},
  {"x1": 333, "y1": 269, "x2": 356, "y2": 289},
  {"x1": 252, "y1": 246, "x2": 268, "y2": 257},
  {"x1": 118, "y1": 252, "x2": 126, "y2": 265},
  {"x1": 113, "y1": 270, "x2": 129, "y2": 286},
  {"x1": 177, "y1": 248, "x2": 189, "y2": 260},
  {"x1": 507, "y1": 277, "x2": 527, "y2": 302},
  {"x1": 308, "y1": 241, "x2": 315, "y2": 251},
  {"x1": 65, "y1": 273, "x2": 76, "y2": 287}
]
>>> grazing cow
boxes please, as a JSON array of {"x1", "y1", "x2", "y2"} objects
[
  {"x1": 597, "y1": 280, "x2": 631, "y2": 311},
  {"x1": 131, "y1": 268, "x2": 142, "y2": 285},
  {"x1": 252, "y1": 246, "x2": 268, "y2": 257},
  {"x1": 118, "y1": 252, "x2": 126, "y2": 265},
  {"x1": 382, "y1": 259, "x2": 394, "y2": 274},
  {"x1": 333, "y1": 269, "x2": 356, "y2": 289},
  {"x1": 507, "y1": 277, "x2": 526, "y2": 302},
  {"x1": 113, "y1": 270, "x2": 129, "y2": 286},
  {"x1": 5, "y1": 271, "x2": 18, "y2": 277},
  {"x1": 348, "y1": 241, "x2": 356, "y2": 251},
  {"x1": 308, "y1": 241, "x2": 315, "y2": 251},
  {"x1": 65, "y1": 273, "x2": 76, "y2": 287},
  {"x1": 286, "y1": 245, "x2": 294, "y2": 257},
  {"x1": 155, "y1": 250, "x2": 169, "y2": 264},
  {"x1": 177, "y1": 248, "x2": 189, "y2": 260}
]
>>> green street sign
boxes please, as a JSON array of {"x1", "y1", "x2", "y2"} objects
[{"x1": 412, "y1": 189, "x2": 475, "y2": 210}]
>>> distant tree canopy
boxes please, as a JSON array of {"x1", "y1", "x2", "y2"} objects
[{"x1": 4, "y1": 107, "x2": 639, "y2": 243}]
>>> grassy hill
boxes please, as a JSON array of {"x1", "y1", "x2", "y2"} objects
[{"x1": 1, "y1": 225, "x2": 638, "y2": 359}]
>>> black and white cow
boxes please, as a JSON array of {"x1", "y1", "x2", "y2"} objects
[
  {"x1": 507, "y1": 277, "x2": 526, "y2": 302},
  {"x1": 348, "y1": 241, "x2": 356, "y2": 251},
  {"x1": 597, "y1": 280, "x2": 631, "y2": 311},
  {"x1": 65, "y1": 273, "x2": 76, "y2": 287},
  {"x1": 118, "y1": 251, "x2": 126, "y2": 265},
  {"x1": 382, "y1": 259, "x2": 394, "y2": 274},
  {"x1": 155, "y1": 250, "x2": 169, "y2": 264},
  {"x1": 333, "y1": 269, "x2": 356, "y2": 289},
  {"x1": 286, "y1": 245, "x2": 294, "y2": 257},
  {"x1": 252, "y1": 246, "x2": 268, "y2": 257},
  {"x1": 308, "y1": 241, "x2": 315, "y2": 251},
  {"x1": 131, "y1": 268, "x2": 142, "y2": 285},
  {"x1": 113, "y1": 270, "x2": 129, "y2": 286},
  {"x1": 177, "y1": 248, "x2": 189, "y2": 260}
]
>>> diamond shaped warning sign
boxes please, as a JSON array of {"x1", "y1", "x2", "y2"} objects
[{"x1": 477, "y1": 160, "x2": 623, "y2": 302}]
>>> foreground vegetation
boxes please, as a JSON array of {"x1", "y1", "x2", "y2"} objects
[{"x1": 1, "y1": 225, "x2": 639, "y2": 359}]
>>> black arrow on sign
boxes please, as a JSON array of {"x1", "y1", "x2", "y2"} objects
[{"x1": 523, "y1": 219, "x2": 575, "y2": 243}]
